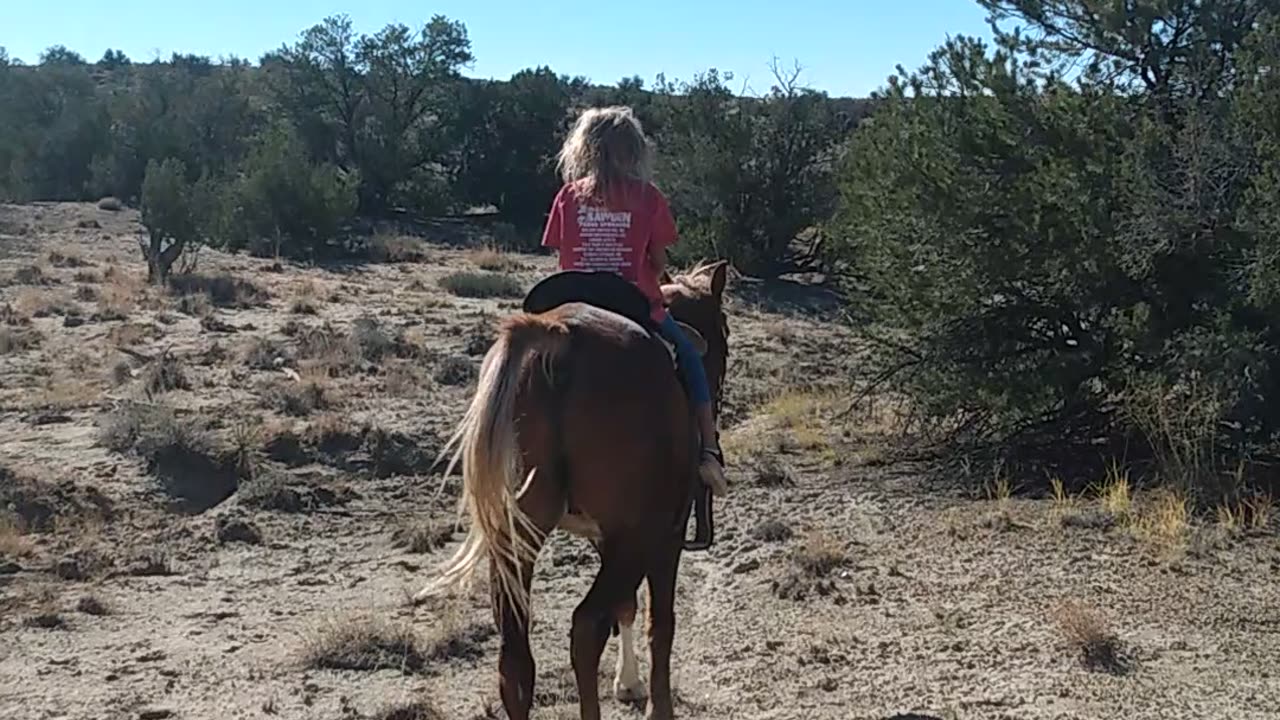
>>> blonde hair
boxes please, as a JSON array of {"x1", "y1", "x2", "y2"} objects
[{"x1": 556, "y1": 106, "x2": 653, "y2": 203}]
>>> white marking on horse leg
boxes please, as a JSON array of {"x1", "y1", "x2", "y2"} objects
[{"x1": 613, "y1": 614, "x2": 647, "y2": 701}]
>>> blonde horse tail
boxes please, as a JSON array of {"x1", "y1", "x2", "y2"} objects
[{"x1": 413, "y1": 316, "x2": 568, "y2": 618}]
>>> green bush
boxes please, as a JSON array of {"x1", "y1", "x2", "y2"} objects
[
  {"x1": 828, "y1": 2, "x2": 1280, "y2": 499},
  {"x1": 210, "y1": 124, "x2": 358, "y2": 259},
  {"x1": 139, "y1": 158, "x2": 200, "y2": 284},
  {"x1": 654, "y1": 65, "x2": 844, "y2": 278}
]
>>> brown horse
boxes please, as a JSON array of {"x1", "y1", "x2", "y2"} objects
[{"x1": 414, "y1": 261, "x2": 731, "y2": 720}]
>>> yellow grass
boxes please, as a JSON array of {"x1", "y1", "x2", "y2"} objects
[
  {"x1": 1097, "y1": 462, "x2": 1132, "y2": 520},
  {"x1": 469, "y1": 245, "x2": 517, "y2": 272},
  {"x1": 1129, "y1": 488, "x2": 1190, "y2": 558},
  {"x1": 0, "y1": 515, "x2": 34, "y2": 558}
]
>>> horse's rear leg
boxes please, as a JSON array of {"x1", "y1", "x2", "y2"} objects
[
  {"x1": 495, "y1": 469, "x2": 563, "y2": 720},
  {"x1": 644, "y1": 543, "x2": 682, "y2": 720},
  {"x1": 571, "y1": 548, "x2": 645, "y2": 720},
  {"x1": 613, "y1": 595, "x2": 647, "y2": 702},
  {"x1": 492, "y1": 552, "x2": 537, "y2": 719}
]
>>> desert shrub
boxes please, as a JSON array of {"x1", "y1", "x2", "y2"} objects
[
  {"x1": 208, "y1": 123, "x2": 358, "y2": 260},
  {"x1": 654, "y1": 64, "x2": 845, "y2": 278},
  {"x1": 438, "y1": 271, "x2": 522, "y2": 299},
  {"x1": 827, "y1": 2, "x2": 1280, "y2": 501},
  {"x1": 139, "y1": 158, "x2": 203, "y2": 284}
]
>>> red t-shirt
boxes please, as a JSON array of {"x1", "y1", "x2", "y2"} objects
[{"x1": 541, "y1": 179, "x2": 677, "y2": 324}]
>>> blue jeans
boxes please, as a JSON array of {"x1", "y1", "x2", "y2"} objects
[{"x1": 657, "y1": 312, "x2": 711, "y2": 405}]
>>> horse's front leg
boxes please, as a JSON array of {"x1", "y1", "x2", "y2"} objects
[{"x1": 645, "y1": 543, "x2": 681, "y2": 720}]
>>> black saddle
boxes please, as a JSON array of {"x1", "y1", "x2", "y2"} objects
[
  {"x1": 523, "y1": 270, "x2": 659, "y2": 333},
  {"x1": 521, "y1": 270, "x2": 716, "y2": 552}
]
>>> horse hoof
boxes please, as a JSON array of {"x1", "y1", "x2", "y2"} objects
[
  {"x1": 614, "y1": 679, "x2": 648, "y2": 703},
  {"x1": 644, "y1": 704, "x2": 673, "y2": 720}
]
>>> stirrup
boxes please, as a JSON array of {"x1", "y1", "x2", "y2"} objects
[{"x1": 684, "y1": 483, "x2": 714, "y2": 552}]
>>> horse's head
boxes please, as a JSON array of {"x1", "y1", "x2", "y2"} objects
[{"x1": 662, "y1": 261, "x2": 731, "y2": 413}]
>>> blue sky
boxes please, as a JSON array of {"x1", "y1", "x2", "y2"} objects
[{"x1": 4, "y1": 1, "x2": 994, "y2": 97}]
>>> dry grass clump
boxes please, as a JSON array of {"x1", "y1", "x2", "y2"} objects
[
  {"x1": 392, "y1": 519, "x2": 455, "y2": 554},
  {"x1": 97, "y1": 197, "x2": 123, "y2": 211},
  {"x1": 168, "y1": 272, "x2": 268, "y2": 309},
  {"x1": 370, "y1": 233, "x2": 429, "y2": 263},
  {"x1": 469, "y1": 246, "x2": 518, "y2": 272},
  {"x1": 304, "y1": 617, "x2": 428, "y2": 672},
  {"x1": 433, "y1": 355, "x2": 476, "y2": 386},
  {"x1": 304, "y1": 413, "x2": 367, "y2": 454},
  {"x1": 1054, "y1": 599, "x2": 1129, "y2": 674},
  {"x1": 723, "y1": 388, "x2": 839, "y2": 466},
  {"x1": 76, "y1": 593, "x2": 111, "y2": 616},
  {"x1": 14, "y1": 287, "x2": 77, "y2": 318},
  {"x1": 383, "y1": 362, "x2": 425, "y2": 397},
  {"x1": 792, "y1": 531, "x2": 848, "y2": 578},
  {"x1": 96, "y1": 272, "x2": 145, "y2": 320},
  {"x1": 753, "y1": 456, "x2": 797, "y2": 487},
  {"x1": 438, "y1": 271, "x2": 523, "y2": 299},
  {"x1": 124, "y1": 549, "x2": 175, "y2": 577},
  {"x1": 0, "y1": 514, "x2": 35, "y2": 559},
  {"x1": 0, "y1": 326, "x2": 42, "y2": 355},
  {"x1": 242, "y1": 336, "x2": 291, "y2": 370},
  {"x1": 290, "y1": 280, "x2": 324, "y2": 315},
  {"x1": 33, "y1": 372, "x2": 100, "y2": 410},
  {"x1": 258, "y1": 376, "x2": 332, "y2": 417},
  {"x1": 23, "y1": 589, "x2": 68, "y2": 630},
  {"x1": 141, "y1": 350, "x2": 190, "y2": 396},
  {"x1": 304, "y1": 606, "x2": 493, "y2": 675},
  {"x1": 107, "y1": 321, "x2": 161, "y2": 348},
  {"x1": 750, "y1": 518, "x2": 793, "y2": 543},
  {"x1": 9, "y1": 264, "x2": 52, "y2": 286},
  {"x1": 1130, "y1": 488, "x2": 1190, "y2": 551},
  {"x1": 47, "y1": 249, "x2": 91, "y2": 268},
  {"x1": 1215, "y1": 491, "x2": 1273, "y2": 534}
]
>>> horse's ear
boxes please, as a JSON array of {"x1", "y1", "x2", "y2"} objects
[{"x1": 709, "y1": 261, "x2": 729, "y2": 298}]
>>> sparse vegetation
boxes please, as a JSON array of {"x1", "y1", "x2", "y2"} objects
[
  {"x1": 438, "y1": 271, "x2": 523, "y2": 299},
  {"x1": 792, "y1": 532, "x2": 846, "y2": 578},
  {"x1": 168, "y1": 272, "x2": 268, "y2": 308},
  {"x1": 1054, "y1": 600, "x2": 1129, "y2": 674},
  {"x1": 75, "y1": 594, "x2": 110, "y2": 616},
  {"x1": 259, "y1": 377, "x2": 330, "y2": 417},
  {"x1": 433, "y1": 355, "x2": 476, "y2": 386},
  {"x1": 141, "y1": 350, "x2": 190, "y2": 396},
  {"x1": 0, "y1": 515, "x2": 34, "y2": 559},
  {"x1": 304, "y1": 617, "x2": 428, "y2": 673},
  {"x1": 469, "y1": 246, "x2": 517, "y2": 272},
  {"x1": 393, "y1": 519, "x2": 454, "y2": 553},
  {"x1": 0, "y1": 326, "x2": 41, "y2": 354}
]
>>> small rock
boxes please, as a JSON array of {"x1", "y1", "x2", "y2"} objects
[
  {"x1": 63, "y1": 315, "x2": 86, "y2": 328},
  {"x1": 0, "y1": 561, "x2": 21, "y2": 575},
  {"x1": 138, "y1": 708, "x2": 174, "y2": 720},
  {"x1": 732, "y1": 559, "x2": 760, "y2": 575}
]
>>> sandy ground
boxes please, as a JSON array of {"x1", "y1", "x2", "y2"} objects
[{"x1": 1, "y1": 202, "x2": 1279, "y2": 720}]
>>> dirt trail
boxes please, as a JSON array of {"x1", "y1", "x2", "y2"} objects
[{"x1": 1, "y1": 202, "x2": 1279, "y2": 720}]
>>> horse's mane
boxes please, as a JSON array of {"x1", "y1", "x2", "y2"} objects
[{"x1": 667, "y1": 260, "x2": 725, "y2": 291}]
